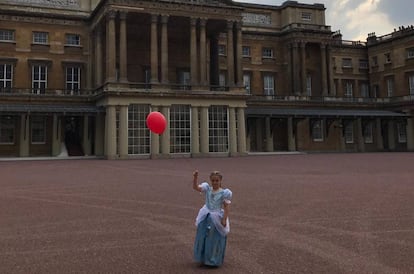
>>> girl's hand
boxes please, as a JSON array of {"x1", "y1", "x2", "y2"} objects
[{"x1": 193, "y1": 170, "x2": 198, "y2": 178}]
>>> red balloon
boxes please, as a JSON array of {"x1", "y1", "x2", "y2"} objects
[{"x1": 146, "y1": 111, "x2": 167, "y2": 134}]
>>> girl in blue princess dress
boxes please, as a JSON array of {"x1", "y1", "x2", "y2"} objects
[{"x1": 192, "y1": 170, "x2": 232, "y2": 267}]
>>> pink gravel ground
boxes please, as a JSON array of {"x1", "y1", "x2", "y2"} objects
[{"x1": 1, "y1": 152, "x2": 414, "y2": 273}]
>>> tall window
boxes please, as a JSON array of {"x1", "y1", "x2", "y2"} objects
[
  {"x1": 65, "y1": 34, "x2": 80, "y2": 46},
  {"x1": 359, "y1": 59, "x2": 368, "y2": 69},
  {"x1": 209, "y1": 106, "x2": 228, "y2": 153},
  {"x1": 306, "y1": 75, "x2": 312, "y2": 96},
  {"x1": 386, "y1": 78, "x2": 394, "y2": 97},
  {"x1": 345, "y1": 81, "x2": 353, "y2": 97},
  {"x1": 407, "y1": 48, "x2": 414, "y2": 59},
  {"x1": 345, "y1": 122, "x2": 354, "y2": 144},
  {"x1": 0, "y1": 64, "x2": 12, "y2": 92},
  {"x1": 170, "y1": 105, "x2": 191, "y2": 153},
  {"x1": 32, "y1": 65, "x2": 47, "y2": 94},
  {"x1": 31, "y1": 116, "x2": 46, "y2": 144},
  {"x1": 363, "y1": 122, "x2": 373, "y2": 144},
  {"x1": 263, "y1": 74, "x2": 274, "y2": 96},
  {"x1": 66, "y1": 67, "x2": 80, "y2": 94},
  {"x1": 243, "y1": 73, "x2": 251, "y2": 94},
  {"x1": 397, "y1": 122, "x2": 407, "y2": 143},
  {"x1": 178, "y1": 70, "x2": 190, "y2": 90},
  {"x1": 219, "y1": 72, "x2": 226, "y2": 88},
  {"x1": 0, "y1": 116, "x2": 15, "y2": 144},
  {"x1": 32, "y1": 32, "x2": 48, "y2": 44},
  {"x1": 409, "y1": 75, "x2": 414, "y2": 95},
  {"x1": 311, "y1": 120, "x2": 323, "y2": 142},
  {"x1": 384, "y1": 53, "x2": 391, "y2": 63},
  {"x1": 128, "y1": 104, "x2": 150, "y2": 155},
  {"x1": 360, "y1": 83, "x2": 369, "y2": 98},
  {"x1": 0, "y1": 29, "x2": 14, "y2": 42}
]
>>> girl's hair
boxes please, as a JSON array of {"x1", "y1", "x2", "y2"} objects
[{"x1": 210, "y1": 170, "x2": 223, "y2": 179}]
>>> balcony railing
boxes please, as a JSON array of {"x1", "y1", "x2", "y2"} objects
[{"x1": 0, "y1": 88, "x2": 96, "y2": 96}]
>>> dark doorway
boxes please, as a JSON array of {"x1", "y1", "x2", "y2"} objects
[
  {"x1": 64, "y1": 117, "x2": 84, "y2": 156},
  {"x1": 273, "y1": 118, "x2": 288, "y2": 151}
]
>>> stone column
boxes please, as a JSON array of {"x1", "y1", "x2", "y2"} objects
[
  {"x1": 119, "y1": 105, "x2": 128, "y2": 158},
  {"x1": 375, "y1": 118, "x2": 384, "y2": 150},
  {"x1": 151, "y1": 14, "x2": 159, "y2": 84},
  {"x1": 292, "y1": 42, "x2": 300, "y2": 95},
  {"x1": 106, "y1": 10, "x2": 117, "y2": 82},
  {"x1": 52, "y1": 114, "x2": 61, "y2": 156},
  {"x1": 226, "y1": 21, "x2": 235, "y2": 87},
  {"x1": 328, "y1": 46, "x2": 335, "y2": 96},
  {"x1": 161, "y1": 15, "x2": 169, "y2": 84},
  {"x1": 235, "y1": 21, "x2": 243, "y2": 87},
  {"x1": 200, "y1": 106, "x2": 209, "y2": 154},
  {"x1": 300, "y1": 41, "x2": 307, "y2": 95},
  {"x1": 119, "y1": 11, "x2": 128, "y2": 83},
  {"x1": 19, "y1": 114, "x2": 29, "y2": 157},
  {"x1": 104, "y1": 105, "x2": 117, "y2": 159},
  {"x1": 199, "y1": 19, "x2": 207, "y2": 86},
  {"x1": 237, "y1": 107, "x2": 247, "y2": 154},
  {"x1": 255, "y1": 119, "x2": 263, "y2": 152},
  {"x1": 407, "y1": 117, "x2": 414, "y2": 151},
  {"x1": 265, "y1": 116, "x2": 273, "y2": 152},
  {"x1": 95, "y1": 26, "x2": 103, "y2": 86},
  {"x1": 190, "y1": 18, "x2": 198, "y2": 86},
  {"x1": 160, "y1": 106, "x2": 170, "y2": 156},
  {"x1": 82, "y1": 115, "x2": 91, "y2": 156},
  {"x1": 321, "y1": 43, "x2": 328, "y2": 96},
  {"x1": 150, "y1": 106, "x2": 160, "y2": 158},
  {"x1": 288, "y1": 117, "x2": 296, "y2": 151},
  {"x1": 94, "y1": 113, "x2": 105, "y2": 156},
  {"x1": 229, "y1": 107, "x2": 237, "y2": 155},
  {"x1": 357, "y1": 118, "x2": 365, "y2": 152},
  {"x1": 191, "y1": 106, "x2": 200, "y2": 155}
]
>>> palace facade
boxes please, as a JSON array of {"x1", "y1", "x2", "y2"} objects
[{"x1": 0, "y1": 0, "x2": 413, "y2": 159}]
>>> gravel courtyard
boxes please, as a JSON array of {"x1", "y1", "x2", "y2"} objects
[{"x1": 1, "y1": 152, "x2": 414, "y2": 273}]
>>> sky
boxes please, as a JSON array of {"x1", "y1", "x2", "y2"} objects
[{"x1": 235, "y1": 0, "x2": 414, "y2": 41}]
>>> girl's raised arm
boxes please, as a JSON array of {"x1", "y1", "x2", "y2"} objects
[{"x1": 192, "y1": 170, "x2": 202, "y2": 192}]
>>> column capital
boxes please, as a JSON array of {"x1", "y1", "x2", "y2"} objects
[
  {"x1": 199, "y1": 18, "x2": 207, "y2": 27},
  {"x1": 300, "y1": 41, "x2": 306, "y2": 48},
  {"x1": 151, "y1": 14, "x2": 159, "y2": 23},
  {"x1": 320, "y1": 42, "x2": 327, "y2": 49},
  {"x1": 106, "y1": 10, "x2": 117, "y2": 20},
  {"x1": 235, "y1": 21, "x2": 242, "y2": 30},
  {"x1": 227, "y1": 20, "x2": 234, "y2": 30},
  {"x1": 161, "y1": 15, "x2": 169, "y2": 24},
  {"x1": 190, "y1": 17, "x2": 198, "y2": 26},
  {"x1": 119, "y1": 11, "x2": 128, "y2": 20}
]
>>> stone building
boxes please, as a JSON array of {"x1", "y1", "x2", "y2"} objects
[{"x1": 0, "y1": 0, "x2": 412, "y2": 159}]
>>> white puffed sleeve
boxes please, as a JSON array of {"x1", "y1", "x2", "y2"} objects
[
  {"x1": 199, "y1": 182, "x2": 210, "y2": 193},
  {"x1": 223, "y1": 188, "x2": 232, "y2": 204}
]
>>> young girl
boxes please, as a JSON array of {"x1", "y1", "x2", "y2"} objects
[{"x1": 192, "y1": 170, "x2": 232, "y2": 267}]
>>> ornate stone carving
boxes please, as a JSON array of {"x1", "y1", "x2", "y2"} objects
[
  {"x1": 242, "y1": 13, "x2": 271, "y2": 26},
  {"x1": 4, "y1": 0, "x2": 79, "y2": 8}
]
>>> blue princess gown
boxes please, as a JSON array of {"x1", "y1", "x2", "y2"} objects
[{"x1": 194, "y1": 182, "x2": 232, "y2": 266}]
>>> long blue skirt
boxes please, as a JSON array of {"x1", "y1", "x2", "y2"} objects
[{"x1": 193, "y1": 214, "x2": 227, "y2": 266}]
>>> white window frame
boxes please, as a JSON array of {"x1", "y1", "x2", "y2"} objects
[
  {"x1": 0, "y1": 29, "x2": 14, "y2": 42},
  {"x1": 407, "y1": 48, "x2": 414, "y2": 59},
  {"x1": 345, "y1": 122, "x2": 354, "y2": 144},
  {"x1": 312, "y1": 120, "x2": 324, "y2": 142},
  {"x1": 31, "y1": 116, "x2": 46, "y2": 144},
  {"x1": 384, "y1": 53, "x2": 391, "y2": 63},
  {"x1": 219, "y1": 72, "x2": 226, "y2": 88},
  {"x1": 65, "y1": 33, "x2": 81, "y2": 46},
  {"x1": 128, "y1": 104, "x2": 151, "y2": 155},
  {"x1": 345, "y1": 81, "x2": 353, "y2": 97},
  {"x1": 170, "y1": 105, "x2": 191, "y2": 154},
  {"x1": 0, "y1": 116, "x2": 15, "y2": 144},
  {"x1": 243, "y1": 73, "x2": 251, "y2": 94},
  {"x1": 32, "y1": 65, "x2": 47, "y2": 94},
  {"x1": 360, "y1": 83, "x2": 369, "y2": 98},
  {"x1": 301, "y1": 12, "x2": 312, "y2": 21},
  {"x1": 32, "y1": 32, "x2": 48, "y2": 44},
  {"x1": 262, "y1": 47, "x2": 273, "y2": 59},
  {"x1": 409, "y1": 75, "x2": 414, "y2": 95},
  {"x1": 0, "y1": 64, "x2": 13, "y2": 91},
  {"x1": 342, "y1": 58, "x2": 353, "y2": 68},
  {"x1": 208, "y1": 105, "x2": 228, "y2": 153},
  {"x1": 363, "y1": 122, "x2": 373, "y2": 144},
  {"x1": 359, "y1": 59, "x2": 368, "y2": 69},
  {"x1": 66, "y1": 66, "x2": 81, "y2": 94},
  {"x1": 178, "y1": 70, "x2": 190, "y2": 90},
  {"x1": 306, "y1": 75, "x2": 312, "y2": 96},
  {"x1": 386, "y1": 78, "x2": 394, "y2": 97},
  {"x1": 242, "y1": 46, "x2": 251, "y2": 57},
  {"x1": 397, "y1": 122, "x2": 407, "y2": 143},
  {"x1": 218, "y1": 45, "x2": 226, "y2": 56},
  {"x1": 263, "y1": 74, "x2": 274, "y2": 96}
]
